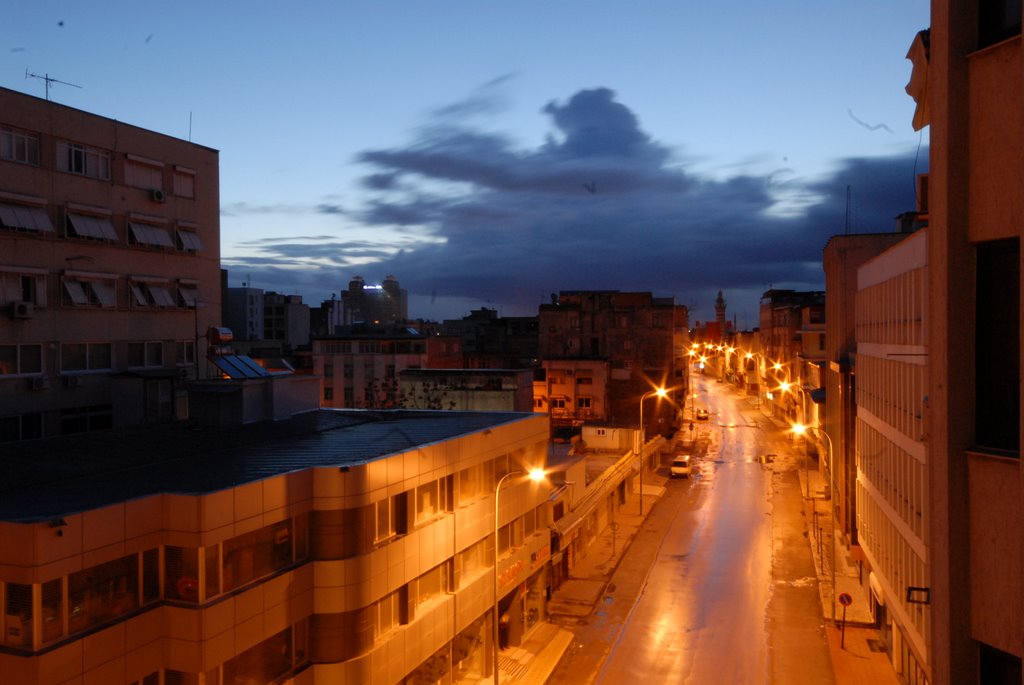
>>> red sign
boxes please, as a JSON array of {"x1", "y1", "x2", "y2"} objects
[{"x1": 838, "y1": 592, "x2": 853, "y2": 606}]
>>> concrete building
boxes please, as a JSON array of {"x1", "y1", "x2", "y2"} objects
[
  {"x1": 0, "y1": 87, "x2": 220, "y2": 441},
  {"x1": 537, "y1": 291, "x2": 682, "y2": 435},
  {"x1": 922, "y1": 3, "x2": 1024, "y2": 682},
  {"x1": 0, "y1": 394, "x2": 552, "y2": 684},
  {"x1": 263, "y1": 292, "x2": 311, "y2": 352},
  {"x1": 822, "y1": 233, "x2": 909, "y2": 544},
  {"x1": 439, "y1": 308, "x2": 539, "y2": 370},
  {"x1": 224, "y1": 286, "x2": 265, "y2": 342},
  {"x1": 757, "y1": 289, "x2": 825, "y2": 424},
  {"x1": 854, "y1": 229, "x2": 930, "y2": 683}
]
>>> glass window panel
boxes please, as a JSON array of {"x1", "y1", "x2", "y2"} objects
[
  {"x1": 88, "y1": 343, "x2": 112, "y2": 370},
  {"x1": 165, "y1": 546, "x2": 200, "y2": 602},
  {"x1": 0, "y1": 346, "x2": 15, "y2": 375},
  {"x1": 68, "y1": 555, "x2": 139, "y2": 633},
  {"x1": 61, "y1": 343, "x2": 87, "y2": 371},
  {"x1": 4, "y1": 582, "x2": 32, "y2": 648},
  {"x1": 41, "y1": 579, "x2": 63, "y2": 643}
]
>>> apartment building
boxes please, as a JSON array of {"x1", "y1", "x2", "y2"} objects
[
  {"x1": 263, "y1": 293, "x2": 310, "y2": 352},
  {"x1": 399, "y1": 368, "x2": 535, "y2": 412},
  {"x1": 757, "y1": 289, "x2": 825, "y2": 423},
  {"x1": 340, "y1": 276, "x2": 407, "y2": 328},
  {"x1": 854, "y1": 229, "x2": 930, "y2": 683},
  {"x1": 537, "y1": 291, "x2": 682, "y2": 434},
  {"x1": 0, "y1": 405, "x2": 552, "y2": 684},
  {"x1": 924, "y1": 3, "x2": 1024, "y2": 682},
  {"x1": 439, "y1": 308, "x2": 539, "y2": 370},
  {"x1": 0, "y1": 87, "x2": 221, "y2": 440}
]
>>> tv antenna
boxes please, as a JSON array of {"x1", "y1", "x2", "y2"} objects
[{"x1": 25, "y1": 69, "x2": 82, "y2": 101}]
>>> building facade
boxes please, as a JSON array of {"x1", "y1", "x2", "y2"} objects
[
  {"x1": 340, "y1": 276, "x2": 407, "y2": 328},
  {"x1": 854, "y1": 229, "x2": 930, "y2": 683},
  {"x1": 0, "y1": 407, "x2": 552, "y2": 684},
  {"x1": 0, "y1": 87, "x2": 221, "y2": 441},
  {"x1": 924, "y1": 3, "x2": 1024, "y2": 682}
]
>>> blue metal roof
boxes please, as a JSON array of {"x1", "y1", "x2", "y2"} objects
[{"x1": 0, "y1": 409, "x2": 532, "y2": 522}]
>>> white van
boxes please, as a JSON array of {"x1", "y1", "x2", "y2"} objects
[{"x1": 670, "y1": 454, "x2": 692, "y2": 478}]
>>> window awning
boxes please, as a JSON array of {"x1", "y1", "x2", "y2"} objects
[
  {"x1": 67, "y1": 213, "x2": 118, "y2": 241},
  {"x1": 129, "y1": 222, "x2": 173, "y2": 247},
  {"x1": 0, "y1": 203, "x2": 54, "y2": 232},
  {"x1": 178, "y1": 286, "x2": 200, "y2": 308},
  {"x1": 177, "y1": 230, "x2": 204, "y2": 251}
]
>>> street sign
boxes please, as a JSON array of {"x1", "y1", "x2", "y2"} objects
[{"x1": 838, "y1": 592, "x2": 853, "y2": 606}]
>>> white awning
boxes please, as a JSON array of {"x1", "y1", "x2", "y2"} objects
[
  {"x1": 177, "y1": 230, "x2": 204, "y2": 251},
  {"x1": 128, "y1": 222, "x2": 173, "y2": 247},
  {"x1": 67, "y1": 213, "x2": 118, "y2": 241},
  {"x1": 0, "y1": 203, "x2": 54, "y2": 232}
]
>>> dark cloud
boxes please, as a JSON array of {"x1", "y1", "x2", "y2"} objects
[{"x1": 225, "y1": 87, "x2": 926, "y2": 322}]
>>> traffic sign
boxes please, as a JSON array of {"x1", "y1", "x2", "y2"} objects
[{"x1": 838, "y1": 592, "x2": 852, "y2": 606}]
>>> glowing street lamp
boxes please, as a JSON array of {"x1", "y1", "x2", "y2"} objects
[
  {"x1": 638, "y1": 387, "x2": 667, "y2": 515},
  {"x1": 791, "y1": 423, "x2": 837, "y2": 623},
  {"x1": 492, "y1": 468, "x2": 545, "y2": 682}
]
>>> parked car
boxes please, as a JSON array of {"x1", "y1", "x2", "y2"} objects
[
  {"x1": 696, "y1": 408, "x2": 710, "y2": 420},
  {"x1": 670, "y1": 454, "x2": 692, "y2": 478}
]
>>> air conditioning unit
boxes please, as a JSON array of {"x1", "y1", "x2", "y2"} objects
[
  {"x1": 8, "y1": 301, "x2": 33, "y2": 319},
  {"x1": 30, "y1": 376, "x2": 50, "y2": 390},
  {"x1": 63, "y1": 375, "x2": 82, "y2": 388},
  {"x1": 150, "y1": 188, "x2": 166, "y2": 203}
]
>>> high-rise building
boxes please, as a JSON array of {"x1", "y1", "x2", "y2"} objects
[
  {"x1": 0, "y1": 87, "x2": 220, "y2": 440},
  {"x1": 340, "y1": 275, "x2": 407, "y2": 327}
]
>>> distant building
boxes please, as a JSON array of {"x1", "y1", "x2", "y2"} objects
[
  {"x1": 0, "y1": 86, "x2": 220, "y2": 440},
  {"x1": 224, "y1": 285, "x2": 264, "y2": 341},
  {"x1": 440, "y1": 307, "x2": 539, "y2": 369},
  {"x1": 263, "y1": 291, "x2": 310, "y2": 351},
  {"x1": 340, "y1": 275, "x2": 407, "y2": 327},
  {"x1": 537, "y1": 291, "x2": 682, "y2": 434},
  {"x1": 757, "y1": 289, "x2": 825, "y2": 423}
]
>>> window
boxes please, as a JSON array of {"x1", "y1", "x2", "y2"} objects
[
  {"x1": 0, "y1": 344, "x2": 43, "y2": 375},
  {"x1": 222, "y1": 520, "x2": 298, "y2": 592},
  {"x1": 129, "y1": 280, "x2": 176, "y2": 308},
  {"x1": 376, "y1": 592, "x2": 400, "y2": 639},
  {"x1": 375, "y1": 497, "x2": 396, "y2": 542},
  {"x1": 415, "y1": 479, "x2": 446, "y2": 523},
  {"x1": 127, "y1": 342, "x2": 163, "y2": 368},
  {"x1": 576, "y1": 376, "x2": 593, "y2": 385},
  {"x1": 0, "y1": 203, "x2": 53, "y2": 233},
  {"x1": 177, "y1": 284, "x2": 200, "y2": 308},
  {"x1": 56, "y1": 141, "x2": 110, "y2": 180},
  {"x1": 173, "y1": 166, "x2": 196, "y2": 198},
  {"x1": 980, "y1": 0, "x2": 1022, "y2": 47},
  {"x1": 68, "y1": 555, "x2": 139, "y2": 633},
  {"x1": 577, "y1": 397, "x2": 592, "y2": 409},
  {"x1": 0, "y1": 413, "x2": 43, "y2": 443},
  {"x1": 551, "y1": 398, "x2": 565, "y2": 409},
  {"x1": 124, "y1": 156, "x2": 164, "y2": 190},
  {"x1": 176, "y1": 341, "x2": 195, "y2": 366},
  {"x1": 976, "y1": 238, "x2": 1019, "y2": 454},
  {"x1": 414, "y1": 561, "x2": 451, "y2": 608},
  {"x1": 0, "y1": 126, "x2": 39, "y2": 165},
  {"x1": 176, "y1": 228, "x2": 203, "y2": 252},
  {"x1": 0, "y1": 268, "x2": 47, "y2": 305},
  {"x1": 60, "y1": 342, "x2": 112, "y2": 372},
  {"x1": 128, "y1": 221, "x2": 173, "y2": 248},
  {"x1": 324, "y1": 387, "x2": 334, "y2": 401},
  {"x1": 66, "y1": 212, "x2": 118, "y2": 241},
  {"x1": 62, "y1": 275, "x2": 116, "y2": 307},
  {"x1": 61, "y1": 404, "x2": 113, "y2": 434},
  {"x1": 344, "y1": 364, "x2": 354, "y2": 378}
]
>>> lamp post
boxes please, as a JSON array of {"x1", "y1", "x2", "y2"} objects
[
  {"x1": 792, "y1": 423, "x2": 836, "y2": 624},
  {"x1": 493, "y1": 468, "x2": 545, "y2": 683},
  {"x1": 638, "y1": 387, "x2": 667, "y2": 516}
]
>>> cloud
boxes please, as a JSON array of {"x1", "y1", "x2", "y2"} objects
[{"x1": 223, "y1": 86, "x2": 926, "y2": 322}]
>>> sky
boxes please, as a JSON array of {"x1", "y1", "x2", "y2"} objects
[{"x1": 5, "y1": 2, "x2": 930, "y2": 328}]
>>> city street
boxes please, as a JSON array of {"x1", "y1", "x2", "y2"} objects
[{"x1": 549, "y1": 371, "x2": 833, "y2": 684}]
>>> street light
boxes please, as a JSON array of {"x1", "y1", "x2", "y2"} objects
[
  {"x1": 493, "y1": 467, "x2": 545, "y2": 683},
  {"x1": 638, "y1": 387, "x2": 667, "y2": 516},
  {"x1": 792, "y1": 423, "x2": 837, "y2": 624}
]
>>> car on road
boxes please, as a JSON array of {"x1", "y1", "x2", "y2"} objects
[
  {"x1": 695, "y1": 408, "x2": 710, "y2": 420},
  {"x1": 670, "y1": 454, "x2": 692, "y2": 478}
]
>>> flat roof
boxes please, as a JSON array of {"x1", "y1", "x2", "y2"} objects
[{"x1": 0, "y1": 409, "x2": 532, "y2": 523}]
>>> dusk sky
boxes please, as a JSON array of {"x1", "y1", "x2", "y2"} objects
[{"x1": 6, "y1": 2, "x2": 929, "y2": 327}]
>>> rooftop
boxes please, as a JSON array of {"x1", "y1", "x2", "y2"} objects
[{"x1": 0, "y1": 409, "x2": 532, "y2": 523}]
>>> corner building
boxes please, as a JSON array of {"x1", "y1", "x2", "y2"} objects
[{"x1": 0, "y1": 409, "x2": 551, "y2": 684}]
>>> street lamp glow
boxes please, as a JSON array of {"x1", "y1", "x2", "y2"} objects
[
  {"x1": 527, "y1": 468, "x2": 546, "y2": 482},
  {"x1": 638, "y1": 387, "x2": 667, "y2": 515}
]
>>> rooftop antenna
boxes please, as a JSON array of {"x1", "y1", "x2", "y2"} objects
[{"x1": 25, "y1": 69, "x2": 81, "y2": 101}]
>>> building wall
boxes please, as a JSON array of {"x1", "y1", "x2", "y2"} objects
[
  {"x1": 855, "y1": 228, "x2": 930, "y2": 678},
  {"x1": 928, "y1": 2, "x2": 1024, "y2": 682},
  {"x1": 0, "y1": 413, "x2": 551, "y2": 684},
  {"x1": 0, "y1": 87, "x2": 220, "y2": 440}
]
